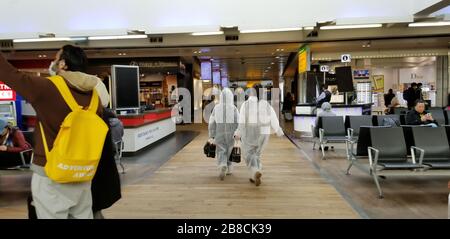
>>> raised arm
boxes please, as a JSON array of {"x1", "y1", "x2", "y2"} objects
[{"x1": 0, "y1": 53, "x2": 48, "y2": 104}]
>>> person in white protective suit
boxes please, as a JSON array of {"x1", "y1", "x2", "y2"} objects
[
  {"x1": 208, "y1": 88, "x2": 240, "y2": 180},
  {"x1": 234, "y1": 84, "x2": 284, "y2": 186}
]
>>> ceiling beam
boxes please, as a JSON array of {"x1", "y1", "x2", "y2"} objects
[{"x1": 414, "y1": 0, "x2": 450, "y2": 17}]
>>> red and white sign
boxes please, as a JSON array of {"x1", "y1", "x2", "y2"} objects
[{"x1": 0, "y1": 82, "x2": 16, "y2": 101}]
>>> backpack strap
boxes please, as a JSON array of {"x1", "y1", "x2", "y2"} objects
[
  {"x1": 39, "y1": 122, "x2": 50, "y2": 155},
  {"x1": 47, "y1": 76, "x2": 82, "y2": 112},
  {"x1": 87, "y1": 89, "x2": 99, "y2": 113}
]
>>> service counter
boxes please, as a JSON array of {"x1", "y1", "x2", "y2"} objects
[
  {"x1": 118, "y1": 108, "x2": 175, "y2": 153},
  {"x1": 294, "y1": 103, "x2": 372, "y2": 136}
]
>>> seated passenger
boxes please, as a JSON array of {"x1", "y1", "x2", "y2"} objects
[
  {"x1": 386, "y1": 96, "x2": 401, "y2": 115},
  {"x1": 0, "y1": 118, "x2": 32, "y2": 168},
  {"x1": 405, "y1": 100, "x2": 438, "y2": 127},
  {"x1": 315, "y1": 102, "x2": 336, "y2": 151},
  {"x1": 0, "y1": 118, "x2": 31, "y2": 153}
]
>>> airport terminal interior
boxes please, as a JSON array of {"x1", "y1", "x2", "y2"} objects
[{"x1": 1, "y1": 0, "x2": 450, "y2": 219}]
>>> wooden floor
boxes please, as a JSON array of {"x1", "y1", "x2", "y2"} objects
[
  {"x1": 103, "y1": 125, "x2": 359, "y2": 218},
  {"x1": 284, "y1": 120, "x2": 450, "y2": 219}
]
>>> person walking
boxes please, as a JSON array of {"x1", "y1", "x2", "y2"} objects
[
  {"x1": 208, "y1": 88, "x2": 240, "y2": 180},
  {"x1": 234, "y1": 84, "x2": 284, "y2": 187},
  {"x1": 384, "y1": 89, "x2": 396, "y2": 108},
  {"x1": 0, "y1": 45, "x2": 108, "y2": 219},
  {"x1": 403, "y1": 83, "x2": 419, "y2": 109}
]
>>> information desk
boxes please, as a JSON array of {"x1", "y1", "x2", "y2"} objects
[
  {"x1": 294, "y1": 103, "x2": 372, "y2": 136},
  {"x1": 118, "y1": 108, "x2": 175, "y2": 153}
]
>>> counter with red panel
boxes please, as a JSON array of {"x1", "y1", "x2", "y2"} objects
[{"x1": 118, "y1": 108, "x2": 176, "y2": 153}]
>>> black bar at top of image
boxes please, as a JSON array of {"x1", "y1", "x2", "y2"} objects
[{"x1": 1, "y1": 219, "x2": 450, "y2": 238}]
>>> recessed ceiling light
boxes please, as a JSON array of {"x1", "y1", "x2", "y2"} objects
[
  {"x1": 320, "y1": 24, "x2": 382, "y2": 30},
  {"x1": 88, "y1": 35, "x2": 147, "y2": 40},
  {"x1": 271, "y1": 62, "x2": 275, "y2": 65},
  {"x1": 408, "y1": 21, "x2": 450, "y2": 27},
  {"x1": 191, "y1": 31, "x2": 224, "y2": 36},
  {"x1": 14, "y1": 37, "x2": 87, "y2": 43},
  {"x1": 240, "y1": 27, "x2": 302, "y2": 33}
]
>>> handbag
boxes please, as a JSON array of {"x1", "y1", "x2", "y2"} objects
[
  {"x1": 229, "y1": 140, "x2": 241, "y2": 163},
  {"x1": 203, "y1": 141, "x2": 216, "y2": 158}
]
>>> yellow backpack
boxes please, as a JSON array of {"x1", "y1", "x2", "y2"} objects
[{"x1": 39, "y1": 76, "x2": 109, "y2": 183}]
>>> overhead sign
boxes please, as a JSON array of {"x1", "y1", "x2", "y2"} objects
[
  {"x1": 341, "y1": 54, "x2": 351, "y2": 63},
  {"x1": 320, "y1": 65, "x2": 330, "y2": 72},
  {"x1": 0, "y1": 82, "x2": 16, "y2": 101},
  {"x1": 298, "y1": 45, "x2": 311, "y2": 73}
]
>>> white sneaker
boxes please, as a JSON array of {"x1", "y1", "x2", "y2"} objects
[
  {"x1": 219, "y1": 166, "x2": 227, "y2": 181},
  {"x1": 226, "y1": 165, "x2": 233, "y2": 175}
]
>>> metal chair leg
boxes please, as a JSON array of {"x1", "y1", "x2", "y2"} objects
[
  {"x1": 372, "y1": 171, "x2": 384, "y2": 199},
  {"x1": 346, "y1": 160, "x2": 353, "y2": 175},
  {"x1": 320, "y1": 143, "x2": 326, "y2": 160},
  {"x1": 312, "y1": 140, "x2": 316, "y2": 150}
]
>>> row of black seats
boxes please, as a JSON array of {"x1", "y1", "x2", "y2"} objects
[
  {"x1": 315, "y1": 115, "x2": 405, "y2": 159},
  {"x1": 346, "y1": 125, "x2": 450, "y2": 198},
  {"x1": 391, "y1": 107, "x2": 450, "y2": 125}
]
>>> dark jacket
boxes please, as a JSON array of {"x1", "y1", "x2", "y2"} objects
[
  {"x1": 316, "y1": 90, "x2": 332, "y2": 107},
  {"x1": 384, "y1": 93, "x2": 395, "y2": 108},
  {"x1": 282, "y1": 96, "x2": 294, "y2": 113},
  {"x1": 91, "y1": 113, "x2": 122, "y2": 212},
  {"x1": 404, "y1": 87, "x2": 418, "y2": 108},
  {"x1": 405, "y1": 110, "x2": 437, "y2": 126}
]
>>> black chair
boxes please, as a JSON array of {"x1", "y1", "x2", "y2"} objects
[
  {"x1": 373, "y1": 115, "x2": 401, "y2": 126},
  {"x1": 367, "y1": 127, "x2": 422, "y2": 198},
  {"x1": 393, "y1": 107, "x2": 408, "y2": 115},
  {"x1": 445, "y1": 110, "x2": 450, "y2": 125},
  {"x1": 428, "y1": 109, "x2": 446, "y2": 126},
  {"x1": 316, "y1": 116, "x2": 349, "y2": 160},
  {"x1": 399, "y1": 114, "x2": 407, "y2": 125},
  {"x1": 345, "y1": 115, "x2": 373, "y2": 141},
  {"x1": 401, "y1": 125, "x2": 432, "y2": 156},
  {"x1": 445, "y1": 125, "x2": 450, "y2": 146},
  {"x1": 411, "y1": 127, "x2": 450, "y2": 169}
]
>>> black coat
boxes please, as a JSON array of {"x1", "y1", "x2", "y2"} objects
[
  {"x1": 405, "y1": 110, "x2": 437, "y2": 126},
  {"x1": 91, "y1": 115, "x2": 122, "y2": 212}
]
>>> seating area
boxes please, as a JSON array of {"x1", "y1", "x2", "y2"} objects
[
  {"x1": 312, "y1": 114, "x2": 450, "y2": 199},
  {"x1": 346, "y1": 125, "x2": 450, "y2": 198},
  {"x1": 389, "y1": 107, "x2": 450, "y2": 126}
]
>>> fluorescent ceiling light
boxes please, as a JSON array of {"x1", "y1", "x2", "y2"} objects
[
  {"x1": 88, "y1": 35, "x2": 147, "y2": 40},
  {"x1": 408, "y1": 21, "x2": 450, "y2": 27},
  {"x1": 320, "y1": 24, "x2": 382, "y2": 30},
  {"x1": 13, "y1": 37, "x2": 87, "y2": 43},
  {"x1": 303, "y1": 26, "x2": 315, "y2": 30},
  {"x1": 240, "y1": 27, "x2": 302, "y2": 33},
  {"x1": 191, "y1": 31, "x2": 224, "y2": 36}
]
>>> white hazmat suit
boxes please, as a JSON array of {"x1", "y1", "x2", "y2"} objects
[
  {"x1": 208, "y1": 88, "x2": 240, "y2": 180},
  {"x1": 235, "y1": 95, "x2": 284, "y2": 186}
]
